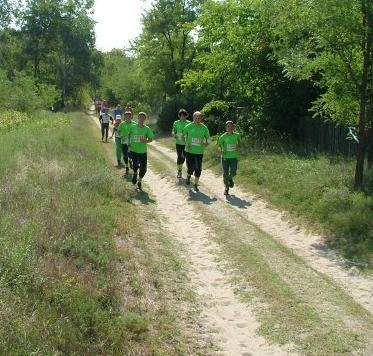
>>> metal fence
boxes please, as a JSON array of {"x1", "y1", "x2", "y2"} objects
[{"x1": 297, "y1": 117, "x2": 357, "y2": 156}]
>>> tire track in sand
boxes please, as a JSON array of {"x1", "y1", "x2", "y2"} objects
[
  {"x1": 144, "y1": 168, "x2": 291, "y2": 356},
  {"x1": 150, "y1": 141, "x2": 373, "y2": 315}
]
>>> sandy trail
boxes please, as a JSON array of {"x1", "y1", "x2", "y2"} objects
[
  {"x1": 89, "y1": 111, "x2": 291, "y2": 354},
  {"x1": 150, "y1": 141, "x2": 373, "y2": 315},
  {"x1": 145, "y1": 168, "x2": 291, "y2": 356}
]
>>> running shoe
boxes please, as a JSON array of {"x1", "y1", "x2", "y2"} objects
[
  {"x1": 132, "y1": 174, "x2": 138, "y2": 185},
  {"x1": 229, "y1": 178, "x2": 234, "y2": 188},
  {"x1": 194, "y1": 184, "x2": 199, "y2": 192},
  {"x1": 137, "y1": 181, "x2": 142, "y2": 191},
  {"x1": 186, "y1": 175, "x2": 191, "y2": 185}
]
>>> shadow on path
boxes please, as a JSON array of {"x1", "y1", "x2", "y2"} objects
[
  {"x1": 133, "y1": 189, "x2": 156, "y2": 205},
  {"x1": 225, "y1": 194, "x2": 252, "y2": 209},
  {"x1": 188, "y1": 189, "x2": 217, "y2": 205}
]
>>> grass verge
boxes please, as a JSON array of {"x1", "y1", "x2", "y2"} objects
[
  {"x1": 157, "y1": 136, "x2": 373, "y2": 270},
  {"x1": 0, "y1": 111, "x2": 206, "y2": 355}
]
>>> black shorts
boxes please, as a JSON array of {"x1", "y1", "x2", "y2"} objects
[
  {"x1": 185, "y1": 152, "x2": 203, "y2": 178},
  {"x1": 131, "y1": 152, "x2": 147, "y2": 178},
  {"x1": 176, "y1": 144, "x2": 186, "y2": 164}
]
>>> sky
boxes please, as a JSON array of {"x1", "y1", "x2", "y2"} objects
[{"x1": 93, "y1": 0, "x2": 153, "y2": 52}]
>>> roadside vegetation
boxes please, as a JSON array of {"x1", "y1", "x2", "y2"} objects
[
  {"x1": 157, "y1": 136, "x2": 373, "y2": 270},
  {"x1": 0, "y1": 112, "x2": 205, "y2": 354}
]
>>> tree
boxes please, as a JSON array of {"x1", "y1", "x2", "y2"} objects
[
  {"x1": 98, "y1": 49, "x2": 141, "y2": 106},
  {"x1": 181, "y1": 0, "x2": 318, "y2": 134},
  {"x1": 133, "y1": 0, "x2": 202, "y2": 122},
  {"x1": 262, "y1": 0, "x2": 373, "y2": 188},
  {"x1": 22, "y1": 0, "x2": 96, "y2": 105},
  {"x1": 0, "y1": 0, "x2": 17, "y2": 29}
]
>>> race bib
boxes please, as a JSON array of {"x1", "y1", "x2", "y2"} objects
[
  {"x1": 226, "y1": 144, "x2": 236, "y2": 151},
  {"x1": 133, "y1": 135, "x2": 144, "y2": 143},
  {"x1": 102, "y1": 114, "x2": 110, "y2": 123},
  {"x1": 177, "y1": 133, "x2": 183, "y2": 140},
  {"x1": 191, "y1": 137, "x2": 202, "y2": 146}
]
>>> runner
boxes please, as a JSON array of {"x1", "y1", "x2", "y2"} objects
[
  {"x1": 218, "y1": 120, "x2": 241, "y2": 196},
  {"x1": 98, "y1": 108, "x2": 113, "y2": 142},
  {"x1": 101, "y1": 100, "x2": 108, "y2": 114},
  {"x1": 111, "y1": 114, "x2": 123, "y2": 166},
  {"x1": 117, "y1": 110, "x2": 136, "y2": 176},
  {"x1": 113, "y1": 104, "x2": 123, "y2": 119},
  {"x1": 172, "y1": 108, "x2": 191, "y2": 178},
  {"x1": 182, "y1": 111, "x2": 211, "y2": 192},
  {"x1": 128, "y1": 112, "x2": 155, "y2": 191},
  {"x1": 95, "y1": 100, "x2": 102, "y2": 115}
]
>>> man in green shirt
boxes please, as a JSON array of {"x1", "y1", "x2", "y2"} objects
[
  {"x1": 182, "y1": 111, "x2": 211, "y2": 191},
  {"x1": 172, "y1": 108, "x2": 191, "y2": 178},
  {"x1": 128, "y1": 112, "x2": 155, "y2": 190},
  {"x1": 118, "y1": 110, "x2": 136, "y2": 176},
  {"x1": 218, "y1": 120, "x2": 241, "y2": 196}
]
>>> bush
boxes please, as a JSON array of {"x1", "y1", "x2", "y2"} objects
[
  {"x1": 0, "y1": 110, "x2": 30, "y2": 130},
  {"x1": 320, "y1": 187, "x2": 352, "y2": 215},
  {"x1": 0, "y1": 70, "x2": 59, "y2": 113}
]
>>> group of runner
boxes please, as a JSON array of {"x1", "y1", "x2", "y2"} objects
[
  {"x1": 98, "y1": 104, "x2": 240, "y2": 195},
  {"x1": 98, "y1": 104, "x2": 154, "y2": 191},
  {"x1": 171, "y1": 109, "x2": 240, "y2": 195}
]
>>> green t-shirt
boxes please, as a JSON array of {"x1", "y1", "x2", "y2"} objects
[
  {"x1": 182, "y1": 122, "x2": 210, "y2": 154},
  {"x1": 172, "y1": 119, "x2": 191, "y2": 145},
  {"x1": 117, "y1": 120, "x2": 136, "y2": 144},
  {"x1": 218, "y1": 132, "x2": 241, "y2": 159},
  {"x1": 129, "y1": 124, "x2": 155, "y2": 154}
]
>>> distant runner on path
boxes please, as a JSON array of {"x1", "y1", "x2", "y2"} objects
[
  {"x1": 128, "y1": 112, "x2": 155, "y2": 191},
  {"x1": 113, "y1": 104, "x2": 123, "y2": 119},
  {"x1": 172, "y1": 108, "x2": 191, "y2": 178},
  {"x1": 218, "y1": 120, "x2": 241, "y2": 196},
  {"x1": 95, "y1": 100, "x2": 102, "y2": 115},
  {"x1": 111, "y1": 114, "x2": 123, "y2": 166},
  {"x1": 118, "y1": 110, "x2": 136, "y2": 176},
  {"x1": 182, "y1": 111, "x2": 211, "y2": 192},
  {"x1": 99, "y1": 109, "x2": 113, "y2": 143},
  {"x1": 101, "y1": 100, "x2": 108, "y2": 115}
]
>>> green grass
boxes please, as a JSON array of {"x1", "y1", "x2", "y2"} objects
[
  {"x1": 0, "y1": 111, "x2": 206, "y2": 355},
  {"x1": 158, "y1": 136, "x2": 373, "y2": 270}
]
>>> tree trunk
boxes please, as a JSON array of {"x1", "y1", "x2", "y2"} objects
[
  {"x1": 365, "y1": 1, "x2": 373, "y2": 168},
  {"x1": 367, "y1": 129, "x2": 373, "y2": 168},
  {"x1": 354, "y1": 0, "x2": 371, "y2": 189}
]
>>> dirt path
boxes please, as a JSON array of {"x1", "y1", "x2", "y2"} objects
[
  {"x1": 145, "y1": 169, "x2": 291, "y2": 355},
  {"x1": 150, "y1": 141, "x2": 373, "y2": 315},
  {"x1": 89, "y1": 111, "x2": 372, "y2": 354},
  {"x1": 89, "y1": 111, "x2": 291, "y2": 354}
]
